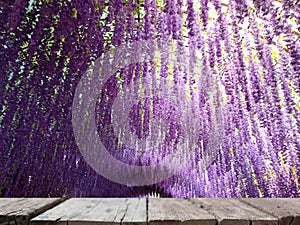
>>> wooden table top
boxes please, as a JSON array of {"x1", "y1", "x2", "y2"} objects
[{"x1": 0, "y1": 198, "x2": 299, "y2": 225}]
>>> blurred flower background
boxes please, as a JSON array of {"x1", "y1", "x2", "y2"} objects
[{"x1": 0, "y1": 0, "x2": 299, "y2": 197}]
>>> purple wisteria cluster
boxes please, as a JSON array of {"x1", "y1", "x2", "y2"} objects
[{"x1": 0, "y1": 0, "x2": 299, "y2": 197}]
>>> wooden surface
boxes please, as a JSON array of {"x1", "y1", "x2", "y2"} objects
[
  {"x1": 148, "y1": 198, "x2": 216, "y2": 225},
  {"x1": 0, "y1": 198, "x2": 299, "y2": 225},
  {"x1": 190, "y1": 199, "x2": 278, "y2": 225},
  {"x1": 30, "y1": 198, "x2": 146, "y2": 225},
  {"x1": 241, "y1": 199, "x2": 300, "y2": 225},
  {"x1": 0, "y1": 198, "x2": 63, "y2": 225}
]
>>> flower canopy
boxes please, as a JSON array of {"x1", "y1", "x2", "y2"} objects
[{"x1": 0, "y1": 0, "x2": 299, "y2": 197}]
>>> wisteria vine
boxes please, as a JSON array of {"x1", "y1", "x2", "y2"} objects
[{"x1": 0, "y1": 0, "x2": 299, "y2": 197}]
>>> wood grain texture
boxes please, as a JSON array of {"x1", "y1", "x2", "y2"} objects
[
  {"x1": 121, "y1": 198, "x2": 146, "y2": 225},
  {"x1": 240, "y1": 198, "x2": 300, "y2": 225},
  {"x1": 191, "y1": 199, "x2": 278, "y2": 225},
  {"x1": 2, "y1": 198, "x2": 299, "y2": 225},
  {"x1": 148, "y1": 198, "x2": 216, "y2": 225},
  {"x1": 0, "y1": 198, "x2": 63, "y2": 225},
  {"x1": 30, "y1": 198, "x2": 146, "y2": 225}
]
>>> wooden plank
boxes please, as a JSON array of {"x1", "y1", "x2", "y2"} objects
[
  {"x1": 0, "y1": 199, "x2": 26, "y2": 209},
  {"x1": 240, "y1": 199, "x2": 300, "y2": 225},
  {"x1": 30, "y1": 198, "x2": 100, "y2": 225},
  {"x1": 122, "y1": 199, "x2": 146, "y2": 225},
  {"x1": 30, "y1": 198, "x2": 146, "y2": 225},
  {"x1": 190, "y1": 199, "x2": 278, "y2": 225},
  {"x1": 66, "y1": 199, "x2": 127, "y2": 225},
  {"x1": 148, "y1": 198, "x2": 216, "y2": 225},
  {"x1": 0, "y1": 198, "x2": 63, "y2": 225}
]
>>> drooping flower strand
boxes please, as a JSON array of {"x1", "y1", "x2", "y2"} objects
[
  {"x1": 276, "y1": 49, "x2": 300, "y2": 195},
  {"x1": 233, "y1": 0, "x2": 249, "y2": 22},
  {"x1": 7, "y1": 0, "x2": 29, "y2": 32},
  {"x1": 251, "y1": 14, "x2": 288, "y2": 143},
  {"x1": 262, "y1": 2, "x2": 300, "y2": 96},
  {"x1": 218, "y1": 0, "x2": 252, "y2": 196},
  {"x1": 210, "y1": 0, "x2": 236, "y2": 181},
  {"x1": 186, "y1": 0, "x2": 201, "y2": 90},
  {"x1": 252, "y1": 0, "x2": 271, "y2": 16},
  {"x1": 125, "y1": 0, "x2": 137, "y2": 41},
  {"x1": 276, "y1": 45, "x2": 300, "y2": 187},
  {"x1": 249, "y1": 11, "x2": 296, "y2": 195},
  {"x1": 200, "y1": 0, "x2": 209, "y2": 28}
]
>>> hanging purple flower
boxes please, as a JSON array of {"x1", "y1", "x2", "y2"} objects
[
  {"x1": 200, "y1": 0, "x2": 209, "y2": 28},
  {"x1": 252, "y1": 0, "x2": 271, "y2": 16},
  {"x1": 1, "y1": 0, "x2": 300, "y2": 198},
  {"x1": 233, "y1": 0, "x2": 249, "y2": 22}
]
